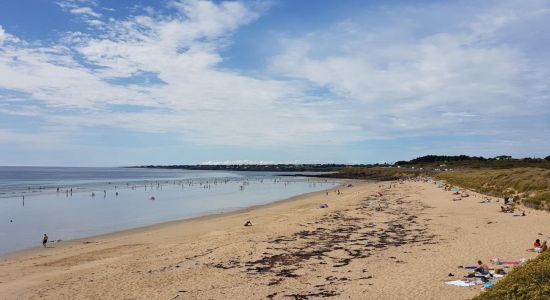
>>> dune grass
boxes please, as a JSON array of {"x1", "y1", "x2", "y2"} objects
[
  {"x1": 437, "y1": 168, "x2": 550, "y2": 299},
  {"x1": 325, "y1": 167, "x2": 427, "y2": 181},
  {"x1": 436, "y1": 168, "x2": 550, "y2": 210},
  {"x1": 472, "y1": 251, "x2": 550, "y2": 300}
]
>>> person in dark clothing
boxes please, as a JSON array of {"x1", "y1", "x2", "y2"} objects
[{"x1": 42, "y1": 234, "x2": 48, "y2": 248}]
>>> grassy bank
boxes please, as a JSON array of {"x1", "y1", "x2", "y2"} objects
[
  {"x1": 322, "y1": 167, "x2": 428, "y2": 181},
  {"x1": 436, "y1": 168, "x2": 550, "y2": 210},
  {"x1": 472, "y1": 251, "x2": 550, "y2": 300}
]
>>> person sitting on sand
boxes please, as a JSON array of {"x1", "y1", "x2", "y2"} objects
[
  {"x1": 244, "y1": 220, "x2": 253, "y2": 227},
  {"x1": 475, "y1": 260, "x2": 489, "y2": 275},
  {"x1": 466, "y1": 260, "x2": 490, "y2": 277},
  {"x1": 533, "y1": 239, "x2": 543, "y2": 252},
  {"x1": 42, "y1": 234, "x2": 48, "y2": 248},
  {"x1": 542, "y1": 241, "x2": 548, "y2": 252},
  {"x1": 465, "y1": 260, "x2": 491, "y2": 282}
]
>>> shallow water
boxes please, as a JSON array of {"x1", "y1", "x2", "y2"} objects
[{"x1": 0, "y1": 167, "x2": 339, "y2": 255}]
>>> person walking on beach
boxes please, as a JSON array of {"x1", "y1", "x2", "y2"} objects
[{"x1": 42, "y1": 234, "x2": 48, "y2": 248}]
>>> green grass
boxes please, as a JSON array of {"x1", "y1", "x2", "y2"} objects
[
  {"x1": 324, "y1": 167, "x2": 428, "y2": 181},
  {"x1": 472, "y1": 251, "x2": 550, "y2": 300},
  {"x1": 436, "y1": 168, "x2": 550, "y2": 210}
]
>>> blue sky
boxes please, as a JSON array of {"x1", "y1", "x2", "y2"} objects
[{"x1": 0, "y1": 0, "x2": 549, "y2": 166}]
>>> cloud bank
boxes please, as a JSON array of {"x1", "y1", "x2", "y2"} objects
[{"x1": 0, "y1": 0, "x2": 549, "y2": 164}]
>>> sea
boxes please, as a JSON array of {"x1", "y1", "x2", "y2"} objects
[{"x1": 0, "y1": 167, "x2": 339, "y2": 255}]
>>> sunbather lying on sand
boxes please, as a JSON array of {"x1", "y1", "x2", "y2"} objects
[{"x1": 500, "y1": 206, "x2": 515, "y2": 213}]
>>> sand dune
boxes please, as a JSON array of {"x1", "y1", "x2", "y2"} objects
[{"x1": 1, "y1": 181, "x2": 547, "y2": 299}]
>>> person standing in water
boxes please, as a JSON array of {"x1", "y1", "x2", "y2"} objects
[{"x1": 42, "y1": 234, "x2": 48, "y2": 248}]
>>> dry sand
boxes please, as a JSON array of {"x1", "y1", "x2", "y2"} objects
[{"x1": 1, "y1": 180, "x2": 548, "y2": 300}]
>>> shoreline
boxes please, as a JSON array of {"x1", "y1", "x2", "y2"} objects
[
  {"x1": 1, "y1": 180, "x2": 548, "y2": 299},
  {"x1": 0, "y1": 180, "x2": 351, "y2": 259}
]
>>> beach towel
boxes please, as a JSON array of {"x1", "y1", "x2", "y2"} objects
[
  {"x1": 463, "y1": 266, "x2": 477, "y2": 270},
  {"x1": 484, "y1": 282, "x2": 496, "y2": 289},
  {"x1": 446, "y1": 280, "x2": 476, "y2": 287}
]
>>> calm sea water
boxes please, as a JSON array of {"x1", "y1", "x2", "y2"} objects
[{"x1": 0, "y1": 167, "x2": 339, "y2": 255}]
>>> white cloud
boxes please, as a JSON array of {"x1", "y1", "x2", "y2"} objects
[
  {"x1": 0, "y1": 129, "x2": 66, "y2": 150},
  {"x1": 0, "y1": 0, "x2": 549, "y2": 157},
  {"x1": 0, "y1": 0, "x2": 360, "y2": 148},
  {"x1": 57, "y1": 0, "x2": 103, "y2": 27},
  {"x1": 0, "y1": 25, "x2": 18, "y2": 44},
  {"x1": 270, "y1": 0, "x2": 550, "y2": 140},
  {"x1": 0, "y1": 25, "x2": 5, "y2": 43},
  {"x1": 69, "y1": 6, "x2": 102, "y2": 18}
]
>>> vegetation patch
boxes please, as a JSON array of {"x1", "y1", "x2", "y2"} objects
[
  {"x1": 472, "y1": 251, "x2": 550, "y2": 300},
  {"x1": 435, "y1": 168, "x2": 550, "y2": 210},
  {"x1": 322, "y1": 167, "x2": 428, "y2": 181}
]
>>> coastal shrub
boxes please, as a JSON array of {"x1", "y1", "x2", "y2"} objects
[
  {"x1": 436, "y1": 168, "x2": 550, "y2": 210},
  {"x1": 524, "y1": 191, "x2": 550, "y2": 210},
  {"x1": 472, "y1": 251, "x2": 550, "y2": 300},
  {"x1": 325, "y1": 167, "x2": 427, "y2": 181}
]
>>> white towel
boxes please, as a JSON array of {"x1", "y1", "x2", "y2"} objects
[{"x1": 445, "y1": 280, "x2": 476, "y2": 287}]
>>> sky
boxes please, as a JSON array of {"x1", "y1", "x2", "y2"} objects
[{"x1": 0, "y1": 0, "x2": 549, "y2": 166}]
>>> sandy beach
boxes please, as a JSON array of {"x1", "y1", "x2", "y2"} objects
[{"x1": 1, "y1": 180, "x2": 548, "y2": 299}]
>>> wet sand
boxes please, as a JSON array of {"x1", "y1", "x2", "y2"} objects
[{"x1": 1, "y1": 180, "x2": 548, "y2": 299}]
